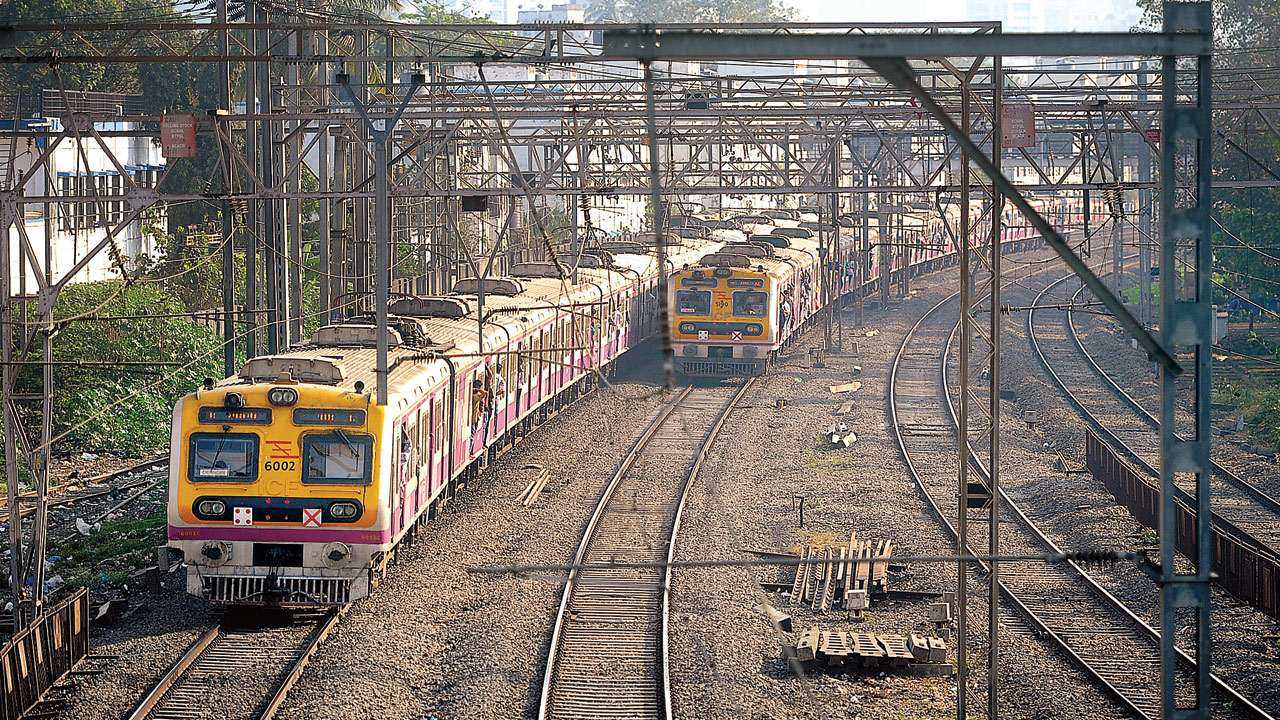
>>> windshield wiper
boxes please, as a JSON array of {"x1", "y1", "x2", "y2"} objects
[{"x1": 331, "y1": 428, "x2": 357, "y2": 454}]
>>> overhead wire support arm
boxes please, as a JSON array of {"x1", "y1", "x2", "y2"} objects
[
  {"x1": 858, "y1": 55, "x2": 1184, "y2": 377},
  {"x1": 336, "y1": 66, "x2": 425, "y2": 405}
]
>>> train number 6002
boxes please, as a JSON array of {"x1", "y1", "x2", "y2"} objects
[{"x1": 263, "y1": 460, "x2": 296, "y2": 472}]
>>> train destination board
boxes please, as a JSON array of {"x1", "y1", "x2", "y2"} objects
[
  {"x1": 293, "y1": 408, "x2": 367, "y2": 427},
  {"x1": 197, "y1": 407, "x2": 273, "y2": 425}
]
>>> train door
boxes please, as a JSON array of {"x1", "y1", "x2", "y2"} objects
[
  {"x1": 432, "y1": 394, "x2": 446, "y2": 494},
  {"x1": 418, "y1": 404, "x2": 431, "y2": 507},
  {"x1": 395, "y1": 424, "x2": 411, "y2": 536}
]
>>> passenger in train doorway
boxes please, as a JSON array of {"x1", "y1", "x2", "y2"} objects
[{"x1": 470, "y1": 369, "x2": 491, "y2": 454}]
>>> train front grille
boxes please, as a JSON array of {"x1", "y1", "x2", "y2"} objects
[
  {"x1": 202, "y1": 574, "x2": 352, "y2": 605},
  {"x1": 678, "y1": 359, "x2": 766, "y2": 377}
]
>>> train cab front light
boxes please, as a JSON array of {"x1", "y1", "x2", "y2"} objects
[
  {"x1": 745, "y1": 324, "x2": 764, "y2": 336},
  {"x1": 267, "y1": 387, "x2": 299, "y2": 406},
  {"x1": 194, "y1": 498, "x2": 228, "y2": 519},
  {"x1": 224, "y1": 392, "x2": 245, "y2": 409},
  {"x1": 679, "y1": 322, "x2": 696, "y2": 333},
  {"x1": 328, "y1": 502, "x2": 360, "y2": 520}
]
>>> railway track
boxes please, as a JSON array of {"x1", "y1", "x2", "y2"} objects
[
  {"x1": 1026, "y1": 275, "x2": 1280, "y2": 557},
  {"x1": 126, "y1": 607, "x2": 343, "y2": 720},
  {"x1": 538, "y1": 380, "x2": 752, "y2": 720},
  {"x1": 0, "y1": 455, "x2": 167, "y2": 520},
  {"x1": 890, "y1": 262, "x2": 1271, "y2": 719}
]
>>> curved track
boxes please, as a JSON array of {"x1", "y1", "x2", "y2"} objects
[
  {"x1": 1026, "y1": 276, "x2": 1280, "y2": 558},
  {"x1": 126, "y1": 607, "x2": 342, "y2": 720},
  {"x1": 538, "y1": 380, "x2": 752, "y2": 720},
  {"x1": 889, "y1": 261, "x2": 1270, "y2": 719}
]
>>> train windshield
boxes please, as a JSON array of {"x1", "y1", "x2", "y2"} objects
[
  {"x1": 732, "y1": 291, "x2": 769, "y2": 317},
  {"x1": 189, "y1": 433, "x2": 258, "y2": 482},
  {"x1": 302, "y1": 431, "x2": 374, "y2": 485},
  {"x1": 675, "y1": 290, "x2": 711, "y2": 315}
]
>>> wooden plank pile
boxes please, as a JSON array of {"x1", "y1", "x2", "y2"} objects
[
  {"x1": 787, "y1": 532, "x2": 894, "y2": 616},
  {"x1": 792, "y1": 627, "x2": 951, "y2": 675}
]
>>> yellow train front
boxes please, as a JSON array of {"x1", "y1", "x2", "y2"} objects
[
  {"x1": 166, "y1": 370, "x2": 386, "y2": 605},
  {"x1": 670, "y1": 233, "x2": 821, "y2": 377}
]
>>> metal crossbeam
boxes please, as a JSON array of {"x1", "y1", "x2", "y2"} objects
[{"x1": 602, "y1": 30, "x2": 1210, "y2": 60}]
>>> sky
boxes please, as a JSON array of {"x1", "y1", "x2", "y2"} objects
[{"x1": 783, "y1": 0, "x2": 1145, "y2": 31}]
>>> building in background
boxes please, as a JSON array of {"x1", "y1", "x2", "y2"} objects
[
  {"x1": 965, "y1": 0, "x2": 1141, "y2": 31},
  {"x1": 0, "y1": 91, "x2": 165, "y2": 288}
]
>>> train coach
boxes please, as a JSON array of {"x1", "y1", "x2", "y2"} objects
[
  {"x1": 166, "y1": 235, "x2": 724, "y2": 605},
  {"x1": 670, "y1": 222, "x2": 823, "y2": 377},
  {"x1": 669, "y1": 195, "x2": 1085, "y2": 378}
]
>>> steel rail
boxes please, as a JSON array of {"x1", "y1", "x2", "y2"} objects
[
  {"x1": 0, "y1": 455, "x2": 167, "y2": 519},
  {"x1": 537, "y1": 380, "x2": 751, "y2": 720},
  {"x1": 124, "y1": 607, "x2": 343, "y2": 720},
  {"x1": 660, "y1": 379, "x2": 754, "y2": 718},
  {"x1": 947, "y1": 292, "x2": 1268, "y2": 718},
  {"x1": 1061, "y1": 280, "x2": 1280, "y2": 521},
  {"x1": 259, "y1": 606, "x2": 346, "y2": 720},
  {"x1": 892, "y1": 285, "x2": 1153, "y2": 718},
  {"x1": 123, "y1": 625, "x2": 221, "y2": 720},
  {"x1": 537, "y1": 385, "x2": 691, "y2": 720},
  {"x1": 890, "y1": 258, "x2": 1271, "y2": 719},
  {"x1": 1027, "y1": 275, "x2": 1280, "y2": 562}
]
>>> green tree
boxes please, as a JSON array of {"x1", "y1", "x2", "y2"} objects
[
  {"x1": 0, "y1": 0, "x2": 140, "y2": 95},
  {"x1": 34, "y1": 282, "x2": 223, "y2": 453},
  {"x1": 1136, "y1": 0, "x2": 1280, "y2": 311}
]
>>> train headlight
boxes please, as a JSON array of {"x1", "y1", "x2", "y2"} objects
[
  {"x1": 328, "y1": 501, "x2": 360, "y2": 520},
  {"x1": 201, "y1": 541, "x2": 232, "y2": 566},
  {"x1": 224, "y1": 392, "x2": 245, "y2": 409},
  {"x1": 683, "y1": 345, "x2": 697, "y2": 357},
  {"x1": 194, "y1": 498, "x2": 228, "y2": 519},
  {"x1": 324, "y1": 542, "x2": 352, "y2": 566},
  {"x1": 267, "y1": 387, "x2": 299, "y2": 406},
  {"x1": 679, "y1": 322, "x2": 696, "y2": 333},
  {"x1": 746, "y1": 324, "x2": 763, "y2": 336}
]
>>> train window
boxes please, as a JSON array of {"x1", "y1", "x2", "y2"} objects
[
  {"x1": 732, "y1": 291, "x2": 769, "y2": 318},
  {"x1": 188, "y1": 432, "x2": 258, "y2": 482},
  {"x1": 434, "y1": 396, "x2": 446, "y2": 454},
  {"x1": 417, "y1": 409, "x2": 427, "y2": 465},
  {"x1": 301, "y1": 431, "x2": 374, "y2": 485},
  {"x1": 516, "y1": 340, "x2": 528, "y2": 384},
  {"x1": 675, "y1": 290, "x2": 711, "y2": 315}
]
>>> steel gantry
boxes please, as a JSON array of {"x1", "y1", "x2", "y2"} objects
[
  {"x1": 605, "y1": 3, "x2": 1214, "y2": 717},
  {"x1": 0, "y1": 6, "x2": 1268, "y2": 718}
]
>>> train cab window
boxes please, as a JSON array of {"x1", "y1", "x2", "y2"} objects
[
  {"x1": 675, "y1": 290, "x2": 711, "y2": 315},
  {"x1": 301, "y1": 431, "x2": 374, "y2": 485},
  {"x1": 732, "y1": 291, "x2": 769, "y2": 318},
  {"x1": 188, "y1": 433, "x2": 258, "y2": 482}
]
